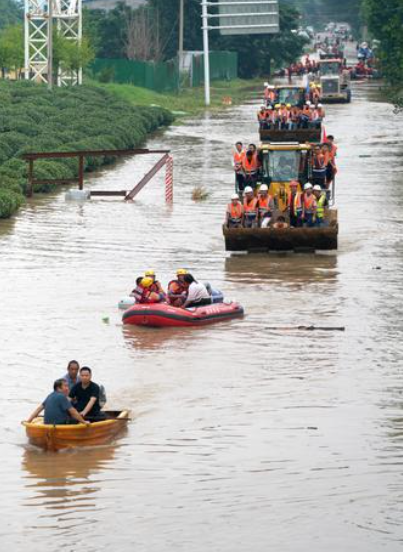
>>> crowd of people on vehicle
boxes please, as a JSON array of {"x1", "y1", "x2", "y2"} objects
[
  {"x1": 27, "y1": 361, "x2": 107, "y2": 425},
  {"x1": 258, "y1": 102, "x2": 325, "y2": 131},
  {"x1": 233, "y1": 137, "x2": 337, "y2": 193},
  {"x1": 226, "y1": 181, "x2": 329, "y2": 230},
  {"x1": 130, "y1": 269, "x2": 214, "y2": 309}
]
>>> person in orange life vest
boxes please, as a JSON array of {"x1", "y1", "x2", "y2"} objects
[
  {"x1": 167, "y1": 268, "x2": 188, "y2": 307},
  {"x1": 257, "y1": 106, "x2": 267, "y2": 130},
  {"x1": 243, "y1": 186, "x2": 259, "y2": 228},
  {"x1": 310, "y1": 105, "x2": 321, "y2": 129},
  {"x1": 302, "y1": 183, "x2": 317, "y2": 227},
  {"x1": 287, "y1": 180, "x2": 303, "y2": 228},
  {"x1": 130, "y1": 277, "x2": 144, "y2": 301},
  {"x1": 233, "y1": 142, "x2": 246, "y2": 194},
  {"x1": 257, "y1": 184, "x2": 275, "y2": 228},
  {"x1": 272, "y1": 215, "x2": 289, "y2": 229},
  {"x1": 265, "y1": 105, "x2": 275, "y2": 129},
  {"x1": 134, "y1": 277, "x2": 164, "y2": 304},
  {"x1": 144, "y1": 270, "x2": 166, "y2": 300},
  {"x1": 226, "y1": 193, "x2": 244, "y2": 228},
  {"x1": 242, "y1": 149, "x2": 259, "y2": 190},
  {"x1": 311, "y1": 146, "x2": 327, "y2": 189},
  {"x1": 300, "y1": 103, "x2": 311, "y2": 129},
  {"x1": 325, "y1": 135, "x2": 338, "y2": 185},
  {"x1": 264, "y1": 83, "x2": 276, "y2": 106}
]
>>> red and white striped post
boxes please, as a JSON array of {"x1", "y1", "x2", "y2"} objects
[{"x1": 165, "y1": 154, "x2": 174, "y2": 203}]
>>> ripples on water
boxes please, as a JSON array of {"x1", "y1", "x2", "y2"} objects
[{"x1": 0, "y1": 79, "x2": 403, "y2": 551}]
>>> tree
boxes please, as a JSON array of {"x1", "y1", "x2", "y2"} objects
[
  {"x1": 0, "y1": 0, "x2": 22, "y2": 30},
  {"x1": 0, "y1": 24, "x2": 24, "y2": 78},
  {"x1": 362, "y1": 0, "x2": 403, "y2": 107}
]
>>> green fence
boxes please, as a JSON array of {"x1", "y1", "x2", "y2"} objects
[
  {"x1": 91, "y1": 58, "x2": 180, "y2": 93},
  {"x1": 191, "y1": 51, "x2": 238, "y2": 87},
  {"x1": 91, "y1": 51, "x2": 238, "y2": 92}
]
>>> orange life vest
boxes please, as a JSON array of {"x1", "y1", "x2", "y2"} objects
[
  {"x1": 258, "y1": 195, "x2": 274, "y2": 216},
  {"x1": 233, "y1": 150, "x2": 245, "y2": 172},
  {"x1": 243, "y1": 197, "x2": 258, "y2": 215},
  {"x1": 303, "y1": 194, "x2": 317, "y2": 214},
  {"x1": 242, "y1": 155, "x2": 258, "y2": 175},
  {"x1": 227, "y1": 202, "x2": 243, "y2": 222}
]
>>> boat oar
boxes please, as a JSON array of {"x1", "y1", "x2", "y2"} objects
[{"x1": 265, "y1": 325, "x2": 345, "y2": 332}]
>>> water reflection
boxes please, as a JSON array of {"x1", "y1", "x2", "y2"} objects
[
  {"x1": 225, "y1": 253, "x2": 339, "y2": 286},
  {"x1": 22, "y1": 445, "x2": 118, "y2": 516}
]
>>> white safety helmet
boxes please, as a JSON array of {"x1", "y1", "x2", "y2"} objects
[
  {"x1": 244, "y1": 186, "x2": 254, "y2": 194},
  {"x1": 304, "y1": 183, "x2": 313, "y2": 190},
  {"x1": 318, "y1": 103, "x2": 323, "y2": 108},
  {"x1": 264, "y1": 82, "x2": 269, "y2": 87},
  {"x1": 231, "y1": 193, "x2": 240, "y2": 200},
  {"x1": 259, "y1": 184, "x2": 269, "y2": 192},
  {"x1": 306, "y1": 101, "x2": 312, "y2": 106},
  {"x1": 313, "y1": 185, "x2": 322, "y2": 191}
]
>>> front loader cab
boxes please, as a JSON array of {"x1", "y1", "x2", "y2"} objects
[
  {"x1": 260, "y1": 144, "x2": 311, "y2": 194},
  {"x1": 274, "y1": 86, "x2": 306, "y2": 108}
]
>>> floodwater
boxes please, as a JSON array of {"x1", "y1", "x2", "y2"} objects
[{"x1": 1, "y1": 79, "x2": 403, "y2": 552}]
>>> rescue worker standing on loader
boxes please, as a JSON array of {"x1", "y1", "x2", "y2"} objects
[
  {"x1": 313, "y1": 185, "x2": 328, "y2": 227},
  {"x1": 303, "y1": 183, "x2": 317, "y2": 227},
  {"x1": 233, "y1": 142, "x2": 246, "y2": 194},
  {"x1": 243, "y1": 187, "x2": 258, "y2": 228},
  {"x1": 242, "y1": 149, "x2": 259, "y2": 191},
  {"x1": 226, "y1": 194, "x2": 244, "y2": 228},
  {"x1": 287, "y1": 180, "x2": 303, "y2": 228}
]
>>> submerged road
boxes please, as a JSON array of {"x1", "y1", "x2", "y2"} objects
[{"x1": 0, "y1": 80, "x2": 403, "y2": 551}]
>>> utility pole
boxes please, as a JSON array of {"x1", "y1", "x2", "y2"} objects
[
  {"x1": 201, "y1": 0, "x2": 211, "y2": 106},
  {"x1": 179, "y1": 0, "x2": 184, "y2": 72},
  {"x1": 48, "y1": 0, "x2": 53, "y2": 90}
]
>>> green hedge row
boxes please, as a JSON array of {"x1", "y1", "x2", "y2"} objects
[{"x1": 0, "y1": 81, "x2": 174, "y2": 218}]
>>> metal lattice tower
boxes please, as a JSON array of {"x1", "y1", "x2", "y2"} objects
[{"x1": 24, "y1": 0, "x2": 82, "y2": 87}]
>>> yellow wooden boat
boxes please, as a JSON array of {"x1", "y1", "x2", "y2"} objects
[{"x1": 22, "y1": 410, "x2": 130, "y2": 452}]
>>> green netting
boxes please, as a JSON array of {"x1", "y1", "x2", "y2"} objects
[
  {"x1": 91, "y1": 51, "x2": 238, "y2": 92},
  {"x1": 191, "y1": 51, "x2": 238, "y2": 87}
]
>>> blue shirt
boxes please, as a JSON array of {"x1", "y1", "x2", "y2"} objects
[
  {"x1": 63, "y1": 373, "x2": 81, "y2": 391},
  {"x1": 42, "y1": 391, "x2": 72, "y2": 425}
]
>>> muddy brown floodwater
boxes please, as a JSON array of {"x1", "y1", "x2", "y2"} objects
[{"x1": 1, "y1": 80, "x2": 403, "y2": 552}]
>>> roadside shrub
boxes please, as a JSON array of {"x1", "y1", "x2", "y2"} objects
[{"x1": 0, "y1": 80, "x2": 174, "y2": 218}]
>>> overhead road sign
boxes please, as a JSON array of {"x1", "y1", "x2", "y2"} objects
[{"x1": 217, "y1": 0, "x2": 279, "y2": 36}]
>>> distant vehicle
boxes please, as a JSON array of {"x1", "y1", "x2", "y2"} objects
[{"x1": 318, "y1": 60, "x2": 351, "y2": 103}]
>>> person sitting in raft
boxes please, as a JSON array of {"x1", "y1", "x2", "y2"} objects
[
  {"x1": 26, "y1": 378, "x2": 89, "y2": 425},
  {"x1": 272, "y1": 216, "x2": 289, "y2": 229},
  {"x1": 145, "y1": 270, "x2": 166, "y2": 300},
  {"x1": 226, "y1": 194, "x2": 243, "y2": 228},
  {"x1": 182, "y1": 274, "x2": 211, "y2": 309},
  {"x1": 70, "y1": 366, "x2": 105, "y2": 421},
  {"x1": 167, "y1": 268, "x2": 188, "y2": 307},
  {"x1": 134, "y1": 277, "x2": 165, "y2": 304},
  {"x1": 63, "y1": 360, "x2": 80, "y2": 391},
  {"x1": 130, "y1": 277, "x2": 144, "y2": 301}
]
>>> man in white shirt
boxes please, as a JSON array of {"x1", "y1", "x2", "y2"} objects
[{"x1": 183, "y1": 274, "x2": 211, "y2": 308}]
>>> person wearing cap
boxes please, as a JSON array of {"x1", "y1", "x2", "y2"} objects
[
  {"x1": 300, "y1": 104, "x2": 311, "y2": 129},
  {"x1": 257, "y1": 184, "x2": 275, "y2": 228},
  {"x1": 313, "y1": 185, "x2": 328, "y2": 227},
  {"x1": 134, "y1": 277, "x2": 164, "y2": 304},
  {"x1": 226, "y1": 194, "x2": 244, "y2": 229},
  {"x1": 302, "y1": 183, "x2": 317, "y2": 227},
  {"x1": 243, "y1": 187, "x2": 258, "y2": 228},
  {"x1": 287, "y1": 180, "x2": 303, "y2": 228},
  {"x1": 144, "y1": 270, "x2": 166, "y2": 299},
  {"x1": 233, "y1": 141, "x2": 246, "y2": 194},
  {"x1": 167, "y1": 269, "x2": 188, "y2": 307},
  {"x1": 257, "y1": 106, "x2": 267, "y2": 130}
]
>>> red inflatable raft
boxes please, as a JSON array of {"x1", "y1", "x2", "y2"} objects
[{"x1": 122, "y1": 302, "x2": 244, "y2": 328}]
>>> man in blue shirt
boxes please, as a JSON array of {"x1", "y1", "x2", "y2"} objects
[
  {"x1": 63, "y1": 360, "x2": 81, "y2": 391},
  {"x1": 26, "y1": 379, "x2": 89, "y2": 425}
]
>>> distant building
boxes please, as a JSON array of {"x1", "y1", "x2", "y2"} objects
[{"x1": 83, "y1": 0, "x2": 146, "y2": 11}]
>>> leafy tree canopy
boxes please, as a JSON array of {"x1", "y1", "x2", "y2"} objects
[{"x1": 0, "y1": 0, "x2": 22, "y2": 29}]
